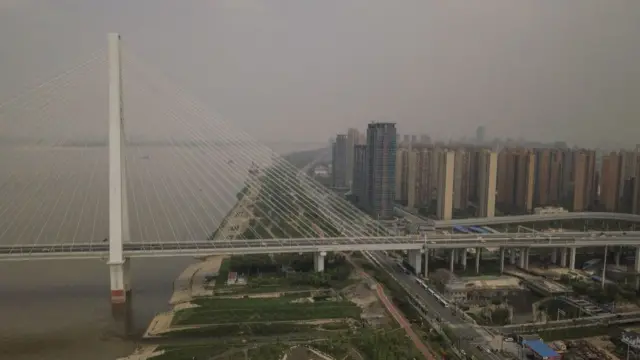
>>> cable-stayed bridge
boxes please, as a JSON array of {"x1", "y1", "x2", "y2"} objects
[{"x1": 2, "y1": 34, "x2": 640, "y2": 304}]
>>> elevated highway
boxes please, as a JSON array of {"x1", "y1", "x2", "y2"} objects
[
  {"x1": 3, "y1": 231, "x2": 640, "y2": 261},
  {"x1": 395, "y1": 207, "x2": 640, "y2": 228}
]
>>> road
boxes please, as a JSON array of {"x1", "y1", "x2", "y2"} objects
[
  {"x1": 368, "y1": 251, "x2": 504, "y2": 360},
  {"x1": 4, "y1": 230, "x2": 640, "y2": 261}
]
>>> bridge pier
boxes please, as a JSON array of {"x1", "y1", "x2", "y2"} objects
[
  {"x1": 109, "y1": 258, "x2": 131, "y2": 304},
  {"x1": 509, "y1": 249, "x2": 516, "y2": 265},
  {"x1": 314, "y1": 251, "x2": 326, "y2": 272},
  {"x1": 551, "y1": 248, "x2": 558, "y2": 264},
  {"x1": 475, "y1": 247, "x2": 481, "y2": 274},
  {"x1": 615, "y1": 248, "x2": 622, "y2": 266},
  {"x1": 500, "y1": 248, "x2": 505, "y2": 273}
]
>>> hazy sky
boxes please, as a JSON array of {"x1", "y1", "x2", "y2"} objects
[{"x1": 1, "y1": 1, "x2": 639, "y2": 147}]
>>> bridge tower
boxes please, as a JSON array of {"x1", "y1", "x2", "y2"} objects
[{"x1": 107, "y1": 33, "x2": 131, "y2": 305}]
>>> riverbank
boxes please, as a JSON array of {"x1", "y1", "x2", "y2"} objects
[{"x1": 118, "y1": 256, "x2": 224, "y2": 360}]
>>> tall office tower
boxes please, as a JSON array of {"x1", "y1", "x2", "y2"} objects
[
  {"x1": 476, "y1": 126, "x2": 486, "y2": 144},
  {"x1": 600, "y1": 152, "x2": 622, "y2": 212},
  {"x1": 436, "y1": 151, "x2": 455, "y2": 220},
  {"x1": 358, "y1": 133, "x2": 366, "y2": 145},
  {"x1": 331, "y1": 134, "x2": 348, "y2": 188},
  {"x1": 420, "y1": 134, "x2": 429, "y2": 144},
  {"x1": 395, "y1": 147, "x2": 407, "y2": 204},
  {"x1": 352, "y1": 144, "x2": 368, "y2": 207},
  {"x1": 477, "y1": 150, "x2": 498, "y2": 217},
  {"x1": 496, "y1": 148, "x2": 535, "y2": 213},
  {"x1": 571, "y1": 149, "x2": 597, "y2": 211},
  {"x1": 403, "y1": 134, "x2": 410, "y2": 144},
  {"x1": 365, "y1": 122, "x2": 397, "y2": 219},
  {"x1": 346, "y1": 128, "x2": 359, "y2": 188},
  {"x1": 411, "y1": 135, "x2": 418, "y2": 144},
  {"x1": 453, "y1": 149, "x2": 470, "y2": 210}
]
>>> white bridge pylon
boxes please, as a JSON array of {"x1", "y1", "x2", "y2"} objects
[{"x1": 108, "y1": 33, "x2": 131, "y2": 305}]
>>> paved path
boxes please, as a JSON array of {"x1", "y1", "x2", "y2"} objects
[{"x1": 358, "y1": 269, "x2": 436, "y2": 360}]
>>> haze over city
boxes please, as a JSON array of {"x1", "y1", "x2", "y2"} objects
[
  {"x1": 1, "y1": 0, "x2": 639, "y2": 147},
  {"x1": 3, "y1": 2, "x2": 640, "y2": 360}
]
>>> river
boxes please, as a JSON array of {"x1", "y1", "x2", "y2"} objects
[
  {"x1": 0, "y1": 258, "x2": 195, "y2": 360},
  {"x1": 0, "y1": 143, "x2": 322, "y2": 359}
]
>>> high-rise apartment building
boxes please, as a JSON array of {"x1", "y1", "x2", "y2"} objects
[
  {"x1": 365, "y1": 122, "x2": 397, "y2": 219},
  {"x1": 395, "y1": 147, "x2": 407, "y2": 204},
  {"x1": 453, "y1": 149, "x2": 470, "y2": 210},
  {"x1": 406, "y1": 149, "x2": 419, "y2": 209},
  {"x1": 600, "y1": 152, "x2": 622, "y2": 212},
  {"x1": 633, "y1": 155, "x2": 640, "y2": 215},
  {"x1": 571, "y1": 149, "x2": 597, "y2": 211},
  {"x1": 403, "y1": 134, "x2": 410, "y2": 144},
  {"x1": 619, "y1": 151, "x2": 639, "y2": 213},
  {"x1": 477, "y1": 150, "x2": 497, "y2": 217},
  {"x1": 420, "y1": 134, "x2": 430, "y2": 144},
  {"x1": 496, "y1": 148, "x2": 535, "y2": 213},
  {"x1": 331, "y1": 134, "x2": 348, "y2": 188},
  {"x1": 345, "y1": 128, "x2": 359, "y2": 188},
  {"x1": 533, "y1": 149, "x2": 562, "y2": 207},
  {"x1": 436, "y1": 151, "x2": 455, "y2": 220},
  {"x1": 352, "y1": 144, "x2": 368, "y2": 208}
]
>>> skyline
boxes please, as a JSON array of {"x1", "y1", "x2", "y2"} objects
[{"x1": 1, "y1": 1, "x2": 639, "y2": 148}]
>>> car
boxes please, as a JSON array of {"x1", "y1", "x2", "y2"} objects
[{"x1": 504, "y1": 337, "x2": 514, "y2": 342}]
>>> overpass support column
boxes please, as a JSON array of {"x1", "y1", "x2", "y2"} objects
[
  {"x1": 408, "y1": 250, "x2": 422, "y2": 276},
  {"x1": 509, "y1": 249, "x2": 516, "y2": 265},
  {"x1": 423, "y1": 250, "x2": 429, "y2": 278},
  {"x1": 449, "y1": 249, "x2": 456, "y2": 272},
  {"x1": 615, "y1": 248, "x2": 622, "y2": 266},
  {"x1": 551, "y1": 248, "x2": 558, "y2": 264},
  {"x1": 560, "y1": 248, "x2": 568, "y2": 268},
  {"x1": 314, "y1": 251, "x2": 326, "y2": 272},
  {"x1": 518, "y1": 248, "x2": 526, "y2": 268},
  {"x1": 475, "y1": 248, "x2": 482, "y2": 274},
  {"x1": 524, "y1": 248, "x2": 530, "y2": 270},
  {"x1": 569, "y1": 247, "x2": 577, "y2": 270},
  {"x1": 460, "y1": 249, "x2": 467, "y2": 270},
  {"x1": 500, "y1": 248, "x2": 505, "y2": 274}
]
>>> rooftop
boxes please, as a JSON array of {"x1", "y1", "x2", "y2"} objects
[{"x1": 525, "y1": 340, "x2": 559, "y2": 358}]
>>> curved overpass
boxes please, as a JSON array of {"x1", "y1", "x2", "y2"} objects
[{"x1": 434, "y1": 212, "x2": 640, "y2": 228}]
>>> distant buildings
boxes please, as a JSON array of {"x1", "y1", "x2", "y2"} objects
[{"x1": 331, "y1": 125, "x2": 639, "y2": 220}]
